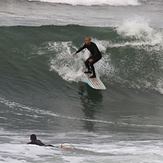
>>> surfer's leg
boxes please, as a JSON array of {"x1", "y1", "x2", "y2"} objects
[
  {"x1": 84, "y1": 58, "x2": 92, "y2": 73},
  {"x1": 89, "y1": 58, "x2": 96, "y2": 78},
  {"x1": 89, "y1": 57, "x2": 101, "y2": 78},
  {"x1": 90, "y1": 64, "x2": 96, "y2": 78}
]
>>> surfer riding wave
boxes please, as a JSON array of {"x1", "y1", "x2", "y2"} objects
[{"x1": 74, "y1": 37, "x2": 102, "y2": 78}]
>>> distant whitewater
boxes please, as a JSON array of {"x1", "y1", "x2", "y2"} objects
[{"x1": 28, "y1": 0, "x2": 140, "y2": 6}]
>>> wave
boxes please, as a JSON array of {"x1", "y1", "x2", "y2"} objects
[
  {"x1": 0, "y1": 96, "x2": 114, "y2": 124},
  {"x1": 0, "y1": 18, "x2": 163, "y2": 93},
  {"x1": 47, "y1": 19, "x2": 163, "y2": 93},
  {"x1": 117, "y1": 18, "x2": 163, "y2": 45},
  {"x1": 28, "y1": 0, "x2": 141, "y2": 6},
  {"x1": 1, "y1": 96, "x2": 163, "y2": 129}
]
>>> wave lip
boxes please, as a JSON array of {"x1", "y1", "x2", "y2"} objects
[
  {"x1": 117, "y1": 18, "x2": 163, "y2": 45},
  {"x1": 28, "y1": 0, "x2": 141, "y2": 6}
]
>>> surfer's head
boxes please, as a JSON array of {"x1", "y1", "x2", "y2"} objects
[
  {"x1": 30, "y1": 134, "x2": 37, "y2": 141},
  {"x1": 84, "y1": 36, "x2": 91, "y2": 45}
]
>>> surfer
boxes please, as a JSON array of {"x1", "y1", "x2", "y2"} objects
[
  {"x1": 27, "y1": 134, "x2": 53, "y2": 147},
  {"x1": 74, "y1": 36, "x2": 102, "y2": 78},
  {"x1": 27, "y1": 134, "x2": 74, "y2": 150}
]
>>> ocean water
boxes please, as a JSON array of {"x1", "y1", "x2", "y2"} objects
[{"x1": 0, "y1": 0, "x2": 163, "y2": 163}]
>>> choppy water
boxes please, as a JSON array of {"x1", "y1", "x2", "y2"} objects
[{"x1": 0, "y1": 0, "x2": 163, "y2": 163}]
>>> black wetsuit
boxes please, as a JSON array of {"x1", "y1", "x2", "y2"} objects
[
  {"x1": 28, "y1": 140, "x2": 45, "y2": 146},
  {"x1": 28, "y1": 140, "x2": 54, "y2": 147},
  {"x1": 76, "y1": 42, "x2": 102, "y2": 77}
]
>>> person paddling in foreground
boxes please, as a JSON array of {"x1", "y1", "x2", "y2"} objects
[
  {"x1": 74, "y1": 36, "x2": 102, "y2": 78},
  {"x1": 27, "y1": 134, "x2": 53, "y2": 146},
  {"x1": 27, "y1": 134, "x2": 74, "y2": 150}
]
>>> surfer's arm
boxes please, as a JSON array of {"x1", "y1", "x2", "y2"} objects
[{"x1": 75, "y1": 44, "x2": 86, "y2": 54}]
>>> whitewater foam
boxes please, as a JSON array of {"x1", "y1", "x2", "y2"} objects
[
  {"x1": 28, "y1": 0, "x2": 140, "y2": 6},
  {"x1": 49, "y1": 41, "x2": 85, "y2": 81},
  {"x1": 116, "y1": 18, "x2": 163, "y2": 45},
  {"x1": 49, "y1": 40, "x2": 113, "y2": 82},
  {"x1": 0, "y1": 144, "x2": 55, "y2": 163},
  {"x1": 116, "y1": 18, "x2": 163, "y2": 93},
  {"x1": 1, "y1": 134, "x2": 162, "y2": 163}
]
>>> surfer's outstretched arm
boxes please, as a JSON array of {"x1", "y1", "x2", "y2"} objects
[{"x1": 75, "y1": 44, "x2": 86, "y2": 54}]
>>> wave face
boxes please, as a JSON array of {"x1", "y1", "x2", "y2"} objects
[
  {"x1": 28, "y1": 0, "x2": 140, "y2": 6},
  {"x1": 0, "y1": 20, "x2": 163, "y2": 93},
  {"x1": 1, "y1": 17, "x2": 163, "y2": 163}
]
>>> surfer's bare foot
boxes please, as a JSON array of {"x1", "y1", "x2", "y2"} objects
[
  {"x1": 84, "y1": 71, "x2": 92, "y2": 74},
  {"x1": 90, "y1": 75, "x2": 96, "y2": 78}
]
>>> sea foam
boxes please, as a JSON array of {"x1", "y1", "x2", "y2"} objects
[
  {"x1": 28, "y1": 0, "x2": 140, "y2": 6},
  {"x1": 116, "y1": 18, "x2": 163, "y2": 45}
]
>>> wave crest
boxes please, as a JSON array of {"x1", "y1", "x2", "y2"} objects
[{"x1": 28, "y1": 0, "x2": 140, "y2": 6}]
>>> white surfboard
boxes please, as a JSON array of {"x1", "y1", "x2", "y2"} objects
[{"x1": 82, "y1": 73, "x2": 106, "y2": 90}]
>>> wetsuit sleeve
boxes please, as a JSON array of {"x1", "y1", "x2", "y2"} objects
[
  {"x1": 76, "y1": 44, "x2": 86, "y2": 54},
  {"x1": 27, "y1": 140, "x2": 45, "y2": 146},
  {"x1": 37, "y1": 140, "x2": 45, "y2": 146}
]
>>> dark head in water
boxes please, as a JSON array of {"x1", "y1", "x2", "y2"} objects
[
  {"x1": 30, "y1": 134, "x2": 37, "y2": 142},
  {"x1": 84, "y1": 36, "x2": 91, "y2": 45},
  {"x1": 28, "y1": 134, "x2": 45, "y2": 146}
]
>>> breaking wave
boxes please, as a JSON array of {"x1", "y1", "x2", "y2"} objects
[{"x1": 28, "y1": 0, "x2": 141, "y2": 6}]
